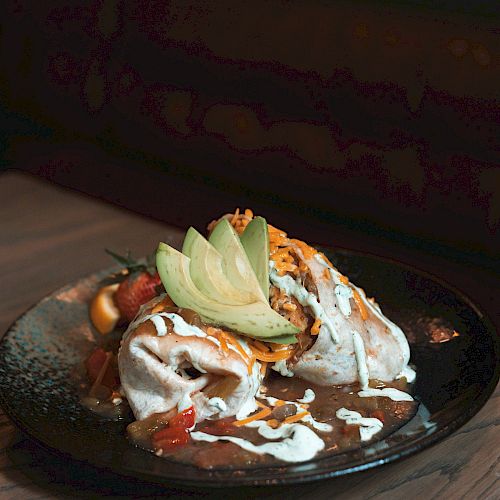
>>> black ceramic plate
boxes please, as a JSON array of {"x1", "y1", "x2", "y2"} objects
[{"x1": 0, "y1": 249, "x2": 498, "y2": 487}]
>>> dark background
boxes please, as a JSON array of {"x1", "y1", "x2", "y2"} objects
[{"x1": 0, "y1": 0, "x2": 498, "y2": 271}]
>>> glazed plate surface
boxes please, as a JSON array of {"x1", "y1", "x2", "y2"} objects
[{"x1": 0, "y1": 249, "x2": 498, "y2": 486}]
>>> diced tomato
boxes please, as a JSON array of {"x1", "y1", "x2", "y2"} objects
[
  {"x1": 370, "y1": 410, "x2": 386, "y2": 423},
  {"x1": 85, "y1": 348, "x2": 119, "y2": 389},
  {"x1": 152, "y1": 427, "x2": 190, "y2": 451},
  {"x1": 168, "y1": 406, "x2": 196, "y2": 430}
]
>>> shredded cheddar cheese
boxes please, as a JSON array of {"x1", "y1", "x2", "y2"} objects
[
  {"x1": 252, "y1": 340, "x2": 270, "y2": 352},
  {"x1": 311, "y1": 318, "x2": 322, "y2": 335},
  {"x1": 248, "y1": 344, "x2": 292, "y2": 362},
  {"x1": 219, "y1": 335, "x2": 229, "y2": 354},
  {"x1": 247, "y1": 356, "x2": 256, "y2": 374},
  {"x1": 230, "y1": 208, "x2": 240, "y2": 226},
  {"x1": 269, "y1": 343, "x2": 289, "y2": 352},
  {"x1": 234, "y1": 408, "x2": 272, "y2": 427},
  {"x1": 282, "y1": 302, "x2": 297, "y2": 312},
  {"x1": 260, "y1": 361, "x2": 268, "y2": 376},
  {"x1": 353, "y1": 290, "x2": 368, "y2": 321},
  {"x1": 283, "y1": 411, "x2": 310, "y2": 425},
  {"x1": 221, "y1": 332, "x2": 250, "y2": 360}
]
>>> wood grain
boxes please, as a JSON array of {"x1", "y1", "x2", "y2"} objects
[{"x1": 0, "y1": 171, "x2": 498, "y2": 499}]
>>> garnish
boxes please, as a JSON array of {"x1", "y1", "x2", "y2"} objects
[{"x1": 156, "y1": 218, "x2": 299, "y2": 343}]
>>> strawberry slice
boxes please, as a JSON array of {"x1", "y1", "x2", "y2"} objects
[
  {"x1": 105, "y1": 249, "x2": 164, "y2": 322},
  {"x1": 114, "y1": 271, "x2": 162, "y2": 322}
]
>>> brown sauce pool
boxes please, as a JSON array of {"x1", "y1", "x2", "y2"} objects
[
  {"x1": 81, "y1": 304, "x2": 417, "y2": 469},
  {"x1": 126, "y1": 372, "x2": 417, "y2": 469}
]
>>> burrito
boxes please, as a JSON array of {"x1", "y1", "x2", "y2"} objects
[
  {"x1": 119, "y1": 296, "x2": 262, "y2": 423},
  {"x1": 113, "y1": 209, "x2": 415, "y2": 466},
  {"x1": 270, "y1": 242, "x2": 411, "y2": 386},
  {"x1": 222, "y1": 210, "x2": 414, "y2": 388}
]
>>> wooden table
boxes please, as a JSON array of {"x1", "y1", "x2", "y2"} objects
[{"x1": 0, "y1": 171, "x2": 498, "y2": 499}]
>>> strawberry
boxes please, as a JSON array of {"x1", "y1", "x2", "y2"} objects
[{"x1": 106, "y1": 249, "x2": 164, "y2": 322}]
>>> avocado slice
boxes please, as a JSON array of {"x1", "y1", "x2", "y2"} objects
[
  {"x1": 208, "y1": 219, "x2": 267, "y2": 303},
  {"x1": 240, "y1": 216, "x2": 270, "y2": 302},
  {"x1": 182, "y1": 227, "x2": 258, "y2": 305},
  {"x1": 156, "y1": 242, "x2": 299, "y2": 342}
]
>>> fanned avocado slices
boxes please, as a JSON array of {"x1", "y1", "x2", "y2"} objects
[
  {"x1": 156, "y1": 243, "x2": 299, "y2": 342},
  {"x1": 240, "y1": 216, "x2": 270, "y2": 302}
]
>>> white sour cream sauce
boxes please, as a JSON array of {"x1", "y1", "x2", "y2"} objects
[
  {"x1": 191, "y1": 420, "x2": 325, "y2": 463},
  {"x1": 351, "y1": 330, "x2": 413, "y2": 402},
  {"x1": 269, "y1": 262, "x2": 339, "y2": 343},
  {"x1": 134, "y1": 312, "x2": 246, "y2": 361},
  {"x1": 312, "y1": 254, "x2": 353, "y2": 318},
  {"x1": 208, "y1": 397, "x2": 227, "y2": 413},
  {"x1": 297, "y1": 388, "x2": 316, "y2": 403},
  {"x1": 272, "y1": 359, "x2": 294, "y2": 377},
  {"x1": 313, "y1": 253, "x2": 413, "y2": 369},
  {"x1": 336, "y1": 408, "x2": 383, "y2": 441},
  {"x1": 311, "y1": 254, "x2": 415, "y2": 401},
  {"x1": 397, "y1": 365, "x2": 417, "y2": 383}
]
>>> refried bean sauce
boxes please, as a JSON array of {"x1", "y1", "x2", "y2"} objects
[{"x1": 123, "y1": 371, "x2": 417, "y2": 469}]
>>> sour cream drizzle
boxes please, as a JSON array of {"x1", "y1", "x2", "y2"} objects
[
  {"x1": 336, "y1": 408, "x2": 383, "y2": 441},
  {"x1": 192, "y1": 421, "x2": 325, "y2": 463},
  {"x1": 335, "y1": 284, "x2": 353, "y2": 317},
  {"x1": 234, "y1": 336, "x2": 263, "y2": 420},
  {"x1": 272, "y1": 359, "x2": 294, "y2": 377},
  {"x1": 351, "y1": 331, "x2": 414, "y2": 402},
  {"x1": 357, "y1": 286, "x2": 411, "y2": 366},
  {"x1": 397, "y1": 365, "x2": 417, "y2": 384},
  {"x1": 313, "y1": 254, "x2": 415, "y2": 391},
  {"x1": 269, "y1": 262, "x2": 338, "y2": 343},
  {"x1": 313, "y1": 254, "x2": 353, "y2": 317},
  {"x1": 297, "y1": 388, "x2": 316, "y2": 404},
  {"x1": 352, "y1": 330, "x2": 369, "y2": 389},
  {"x1": 208, "y1": 397, "x2": 227, "y2": 413},
  {"x1": 133, "y1": 312, "x2": 246, "y2": 360}
]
